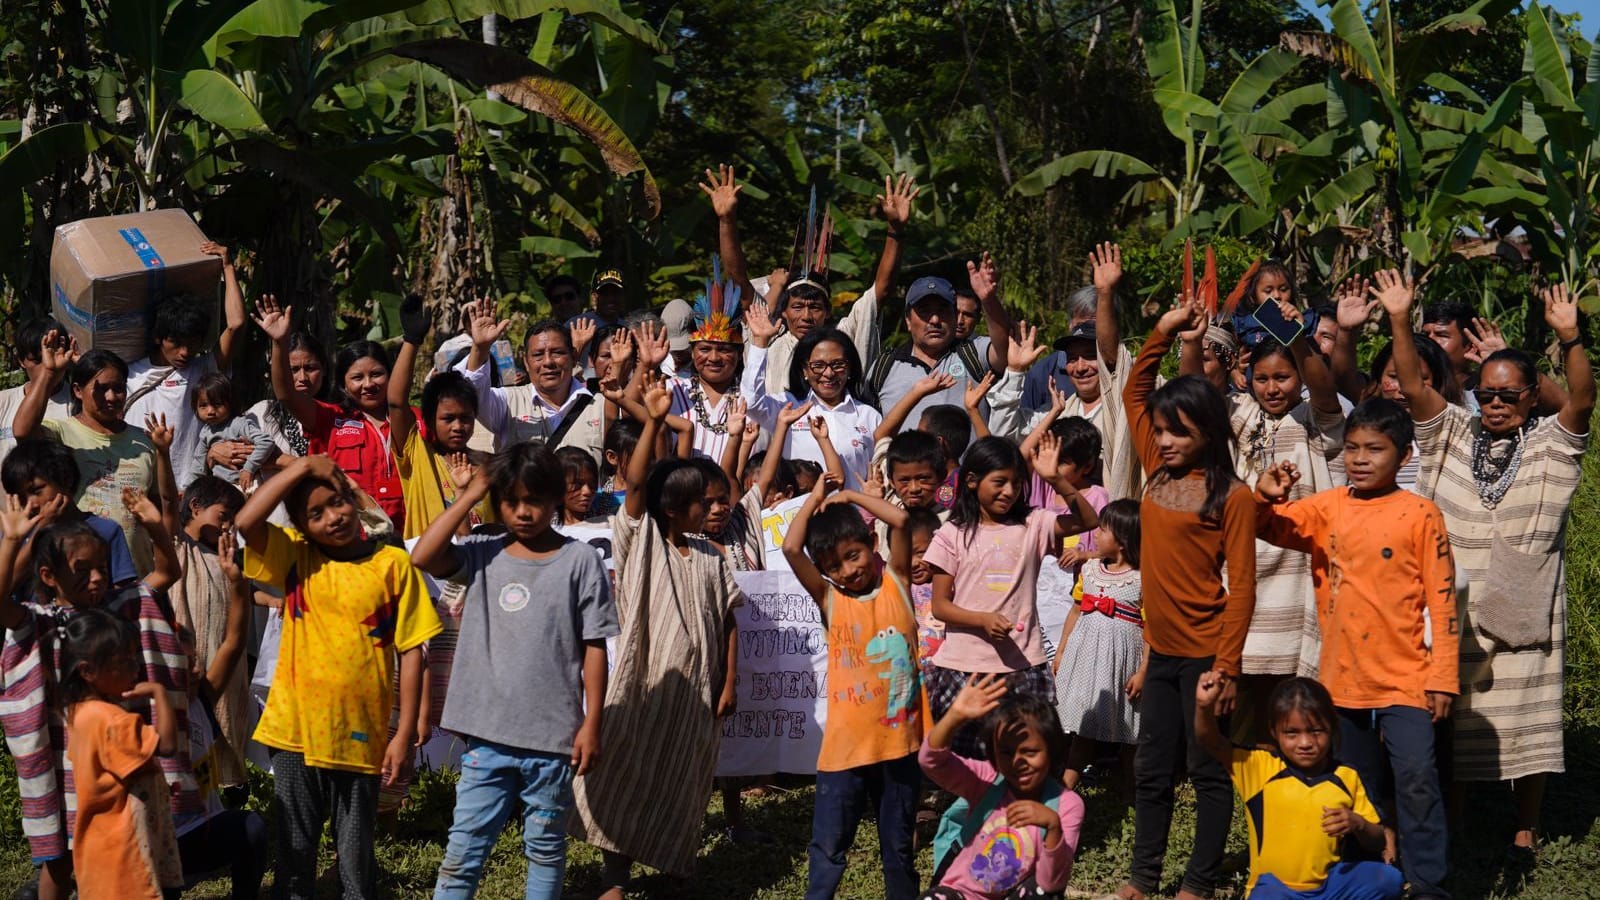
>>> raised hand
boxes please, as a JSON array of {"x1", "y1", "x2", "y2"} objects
[
  {"x1": 1046, "y1": 380, "x2": 1067, "y2": 415},
  {"x1": 217, "y1": 528, "x2": 242, "y2": 582},
  {"x1": 1007, "y1": 321, "x2": 1045, "y2": 372},
  {"x1": 878, "y1": 173, "x2": 919, "y2": 230},
  {"x1": 446, "y1": 452, "x2": 476, "y2": 491},
  {"x1": 949, "y1": 673, "x2": 1007, "y2": 722},
  {"x1": 399, "y1": 293, "x2": 432, "y2": 346},
  {"x1": 608, "y1": 326, "x2": 636, "y2": 370},
  {"x1": 1464, "y1": 317, "x2": 1506, "y2": 364},
  {"x1": 570, "y1": 317, "x2": 597, "y2": 361},
  {"x1": 913, "y1": 372, "x2": 957, "y2": 398},
  {"x1": 809, "y1": 414, "x2": 830, "y2": 441},
  {"x1": 725, "y1": 396, "x2": 749, "y2": 439},
  {"x1": 252, "y1": 294, "x2": 294, "y2": 342},
  {"x1": 636, "y1": 320, "x2": 670, "y2": 369},
  {"x1": 1255, "y1": 460, "x2": 1300, "y2": 502},
  {"x1": 1335, "y1": 278, "x2": 1377, "y2": 331},
  {"x1": 144, "y1": 413, "x2": 174, "y2": 452},
  {"x1": 1195, "y1": 669, "x2": 1225, "y2": 710},
  {"x1": 964, "y1": 370, "x2": 996, "y2": 411},
  {"x1": 776, "y1": 400, "x2": 815, "y2": 431},
  {"x1": 1369, "y1": 269, "x2": 1415, "y2": 319},
  {"x1": 967, "y1": 251, "x2": 1000, "y2": 304},
  {"x1": 641, "y1": 370, "x2": 673, "y2": 422},
  {"x1": 198, "y1": 241, "x2": 231, "y2": 267},
  {"x1": 1157, "y1": 297, "x2": 1205, "y2": 339},
  {"x1": 1033, "y1": 430, "x2": 1063, "y2": 479},
  {"x1": 37, "y1": 329, "x2": 74, "y2": 374},
  {"x1": 742, "y1": 419, "x2": 760, "y2": 445},
  {"x1": 467, "y1": 296, "x2": 511, "y2": 348},
  {"x1": 698, "y1": 163, "x2": 743, "y2": 218},
  {"x1": 0, "y1": 494, "x2": 45, "y2": 541},
  {"x1": 1542, "y1": 283, "x2": 1581, "y2": 341},
  {"x1": 743, "y1": 297, "x2": 781, "y2": 349},
  {"x1": 121, "y1": 487, "x2": 163, "y2": 529},
  {"x1": 301, "y1": 454, "x2": 342, "y2": 484},
  {"x1": 1089, "y1": 242, "x2": 1123, "y2": 293},
  {"x1": 863, "y1": 467, "x2": 886, "y2": 500}
]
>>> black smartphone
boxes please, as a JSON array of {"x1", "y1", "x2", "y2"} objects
[{"x1": 1251, "y1": 300, "x2": 1305, "y2": 346}]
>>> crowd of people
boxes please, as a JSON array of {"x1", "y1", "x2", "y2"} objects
[{"x1": 0, "y1": 167, "x2": 1591, "y2": 900}]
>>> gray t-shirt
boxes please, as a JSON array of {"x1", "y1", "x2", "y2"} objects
[
  {"x1": 439, "y1": 534, "x2": 619, "y2": 753},
  {"x1": 875, "y1": 336, "x2": 993, "y2": 431}
]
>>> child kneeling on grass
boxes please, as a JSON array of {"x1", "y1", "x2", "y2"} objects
[
  {"x1": 921, "y1": 674, "x2": 1083, "y2": 900},
  {"x1": 415, "y1": 442, "x2": 617, "y2": 899},
  {"x1": 784, "y1": 471, "x2": 923, "y2": 898},
  {"x1": 1195, "y1": 674, "x2": 1402, "y2": 900},
  {"x1": 236, "y1": 455, "x2": 442, "y2": 900}
]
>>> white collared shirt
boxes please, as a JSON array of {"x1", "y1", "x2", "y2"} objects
[
  {"x1": 455, "y1": 358, "x2": 596, "y2": 449},
  {"x1": 742, "y1": 344, "x2": 882, "y2": 489}
]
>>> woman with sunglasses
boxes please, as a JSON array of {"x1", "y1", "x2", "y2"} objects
[
  {"x1": 1377, "y1": 270, "x2": 1594, "y2": 861},
  {"x1": 741, "y1": 309, "x2": 880, "y2": 490}
]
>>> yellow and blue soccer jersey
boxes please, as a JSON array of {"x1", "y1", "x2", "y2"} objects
[{"x1": 1231, "y1": 747, "x2": 1380, "y2": 894}]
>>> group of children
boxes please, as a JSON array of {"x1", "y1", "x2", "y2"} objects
[{"x1": 0, "y1": 205, "x2": 1588, "y2": 900}]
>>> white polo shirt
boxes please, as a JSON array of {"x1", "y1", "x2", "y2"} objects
[{"x1": 742, "y1": 344, "x2": 882, "y2": 489}]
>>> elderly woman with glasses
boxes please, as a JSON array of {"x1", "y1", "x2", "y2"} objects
[
  {"x1": 1378, "y1": 270, "x2": 1595, "y2": 860},
  {"x1": 741, "y1": 314, "x2": 881, "y2": 490}
]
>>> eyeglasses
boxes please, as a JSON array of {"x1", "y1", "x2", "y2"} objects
[
  {"x1": 1473, "y1": 385, "x2": 1533, "y2": 407},
  {"x1": 806, "y1": 360, "x2": 850, "y2": 375}
]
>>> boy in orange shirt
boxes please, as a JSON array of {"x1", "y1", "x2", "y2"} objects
[{"x1": 1254, "y1": 397, "x2": 1456, "y2": 900}]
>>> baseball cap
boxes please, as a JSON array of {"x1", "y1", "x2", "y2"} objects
[
  {"x1": 904, "y1": 276, "x2": 956, "y2": 310},
  {"x1": 593, "y1": 269, "x2": 624, "y2": 291},
  {"x1": 660, "y1": 299, "x2": 695, "y2": 352},
  {"x1": 1054, "y1": 322, "x2": 1097, "y2": 354}
]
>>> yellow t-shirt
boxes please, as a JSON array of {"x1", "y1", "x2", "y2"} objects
[
  {"x1": 394, "y1": 425, "x2": 495, "y2": 541},
  {"x1": 41, "y1": 417, "x2": 157, "y2": 574},
  {"x1": 245, "y1": 525, "x2": 442, "y2": 774},
  {"x1": 1232, "y1": 747, "x2": 1379, "y2": 894}
]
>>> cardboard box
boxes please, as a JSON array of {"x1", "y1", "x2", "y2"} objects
[{"x1": 50, "y1": 209, "x2": 221, "y2": 363}]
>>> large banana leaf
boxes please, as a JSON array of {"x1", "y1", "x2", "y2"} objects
[
  {"x1": 1214, "y1": 116, "x2": 1271, "y2": 208},
  {"x1": 393, "y1": 38, "x2": 660, "y2": 217},
  {"x1": 1219, "y1": 49, "x2": 1302, "y2": 115},
  {"x1": 1012, "y1": 150, "x2": 1165, "y2": 198},
  {"x1": 179, "y1": 70, "x2": 268, "y2": 131}
]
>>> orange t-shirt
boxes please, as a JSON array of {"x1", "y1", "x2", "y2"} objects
[
  {"x1": 1123, "y1": 330, "x2": 1258, "y2": 674},
  {"x1": 817, "y1": 571, "x2": 925, "y2": 772},
  {"x1": 67, "y1": 700, "x2": 182, "y2": 900},
  {"x1": 1257, "y1": 487, "x2": 1459, "y2": 709}
]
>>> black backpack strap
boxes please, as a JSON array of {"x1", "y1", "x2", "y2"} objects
[
  {"x1": 547, "y1": 392, "x2": 596, "y2": 449},
  {"x1": 956, "y1": 339, "x2": 990, "y2": 380},
  {"x1": 863, "y1": 351, "x2": 898, "y2": 406}
]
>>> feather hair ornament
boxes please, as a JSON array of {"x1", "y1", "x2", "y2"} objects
[
  {"x1": 1220, "y1": 257, "x2": 1264, "y2": 319},
  {"x1": 789, "y1": 184, "x2": 833, "y2": 296},
  {"x1": 690, "y1": 254, "x2": 744, "y2": 344}
]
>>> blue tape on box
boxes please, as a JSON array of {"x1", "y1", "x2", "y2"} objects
[{"x1": 118, "y1": 227, "x2": 167, "y2": 296}]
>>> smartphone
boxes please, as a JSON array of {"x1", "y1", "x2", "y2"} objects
[{"x1": 1251, "y1": 301, "x2": 1305, "y2": 346}]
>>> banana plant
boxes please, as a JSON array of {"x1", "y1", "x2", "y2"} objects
[
  {"x1": 1512, "y1": 3, "x2": 1600, "y2": 306},
  {"x1": 1012, "y1": 0, "x2": 1317, "y2": 245}
]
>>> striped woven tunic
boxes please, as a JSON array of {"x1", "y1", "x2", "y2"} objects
[
  {"x1": 1229, "y1": 394, "x2": 1346, "y2": 676},
  {"x1": 1414, "y1": 406, "x2": 1586, "y2": 781},
  {"x1": 570, "y1": 510, "x2": 743, "y2": 875},
  {"x1": 0, "y1": 583, "x2": 197, "y2": 862}
]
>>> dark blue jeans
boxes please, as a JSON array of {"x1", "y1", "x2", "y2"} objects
[
  {"x1": 180, "y1": 809, "x2": 269, "y2": 900},
  {"x1": 805, "y1": 752, "x2": 920, "y2": 900},
  {"x1": 1338, "y1": 706, "x2": 1449, "y2": 899}
]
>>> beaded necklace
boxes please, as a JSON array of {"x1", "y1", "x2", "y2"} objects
[
  {"x1": 1244, "y1": 411, "x2": 1288, "y2": 473},
  {"x1": 1470, "y1": 417, "x2": 1534, "y2": 509},
  {"x1": 689, "y1": 375, "x2": 737, "y2": 435}
]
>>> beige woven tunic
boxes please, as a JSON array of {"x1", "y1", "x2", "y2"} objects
[
  {"x1": 1415, "y1": 406, "x2": 1586, "y2": 781},
  {"x1": 570, "y1": 510, "x2": 743, "y2": 875},
  {"x1": 1229, "y1": 395, "x2": 1346, "y2": 676}
]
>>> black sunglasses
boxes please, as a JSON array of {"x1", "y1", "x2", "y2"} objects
[{"x1": 1472, "y1": 385, "x2": 1533, "y2": 406}]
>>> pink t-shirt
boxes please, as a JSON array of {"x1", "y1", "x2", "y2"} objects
[
  {"x1": 920, "y1": 739, "x2": 1082, "y2": 898},
  {"x1": 924, "y1": 508, "x2": 1057, "y2": 672}
]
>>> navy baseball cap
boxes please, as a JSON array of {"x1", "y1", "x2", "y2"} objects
[
  {"x1": 905, "y1": 276, "x2": 956, "y2": 310},
  {"x1": 1054, "y1": 321, "x2": 1097, "y2": 354}
]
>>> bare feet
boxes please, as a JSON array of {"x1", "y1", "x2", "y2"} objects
[
  {"x1": 597, "y1": 889, "x2": 624, "y2": 900},
  {"x1": 1114, "y1": 884, "x2": 1147, "y2": 900},
  {"x1": 1174, "y1": 890, "x2": 1211, "y2": 900},
  {"x1": 1513, "y1": 827, "x2": 1539, "y2": 849}
]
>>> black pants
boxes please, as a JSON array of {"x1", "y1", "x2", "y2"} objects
[
  {"x1": 1130, "y1": 652, "x2": 1232, "y2": 897},
  {"x1": 180, "y1": 809, "x2": 269, "y2": 900},
  {"x1": 270, "y1": 750, "x2": 379, "y2": 900}
]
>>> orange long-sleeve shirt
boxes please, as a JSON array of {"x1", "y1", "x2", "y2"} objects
[
  {"x1": 1257, "y1": 487, "x2": 1459, "y2": 709},
  {"x1": 1123, "y1": 329, "x2": 1257, "y2": 675}
]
